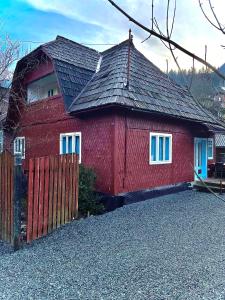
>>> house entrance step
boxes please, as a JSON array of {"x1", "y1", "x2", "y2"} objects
[{"x1": 194, "y1": 179, "x2": 225, "y2": 193}]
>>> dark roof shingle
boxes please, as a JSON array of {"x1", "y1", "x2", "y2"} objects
[{"x1": 43, "y1": 36, "x2": 100, "y2": 71}]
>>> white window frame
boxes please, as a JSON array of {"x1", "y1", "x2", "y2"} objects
[
  {"x1": 14, "y1": 137, "x2": 25, "y2": 159},
  {"x1": 207, "y1": 138, "x2": 214, "y2": 160},
  {"x1": 0, "y1": 130, "x2": 3, "y2": 153},
  {"x1": 59, "y1": 132, "x2": 81, "y2": 163},
  {"x1": 149, "y1": 132, "x2": 172, "y2": 165}
]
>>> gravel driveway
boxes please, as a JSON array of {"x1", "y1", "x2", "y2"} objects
[{"x1": 1, "y1": 190, "x2": 225, "y2": 299}]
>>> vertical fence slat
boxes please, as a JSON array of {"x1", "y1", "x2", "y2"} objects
[
  {"x1": 6, "y1": 152, "x2": 11, "y2": 242},
  {"x1": 38, "y1": 157, "x2": 45, "y2": 238},
  {"x1": 64, "y1": 155, "x2": 69, "y2": 223},
  {"x1": 52, "y1": 156, "x2": 58, "y2": 230},
  {"x1": 68, "y1": 155, "x2": 72, "y2": 221},
  {"x1": 43, "y1": 157, "x2": 50, "y2": 236},
  {"x1": 2, "y1": 151, "x2": 6, "y2": 240},
  {"x1": 10, "y1": 155, "x2": 15, "y2": 244},
  {"x1": 0, "y1": 151, "x2": 18, "y2": 245},
  {"x1": 75, "y1": 155, "x2": 79, "y2": 219},
  {"x1": 61, "y1": 155, "x2": 66, "y2": 225},
  {"x1": 57, "y1": 156, "x2": 62, "y2": 228},
  {"x1": 27, "y1": 159, "x2": 34, "y2": 243},
  {"x1": 48, "y1": 156, "x2": 54, "y2": 233},
  {"x1": 32, "y1": 158, "x2": 40, "y2": 241}
]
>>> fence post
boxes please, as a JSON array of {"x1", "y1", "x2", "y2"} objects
[{"x1": 13, "y1": 154, "x2": 23, "y2": 251}]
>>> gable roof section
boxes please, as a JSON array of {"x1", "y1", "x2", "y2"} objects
[
  {"x1": 11, "y1": 36, "x2": 100, "y2": 111},
  {"x1": 42, "y1": 36, "x2": 100, "y2": 110},
  {"x1": 69, "y1": 40, "x2": 221, "y2": 126},
  {"x1": 42, "y1": 36, "x2": 100, "y2": 72}
]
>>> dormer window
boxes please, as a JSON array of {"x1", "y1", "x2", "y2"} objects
[{"x1": 27, "y1": 73, "x2": 59, "y2": 103}]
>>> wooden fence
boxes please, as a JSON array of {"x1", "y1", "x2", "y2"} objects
[
  {"x1": 0, "y1": 151, "x2": 14, "y2": 243},
  {"x1": 27, "y1": 154, "x2": 79, "y2": 243}
]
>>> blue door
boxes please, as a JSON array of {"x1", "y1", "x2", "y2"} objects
[{"x1": 194, "y1": 138, "x2": 207, "y2": 180}]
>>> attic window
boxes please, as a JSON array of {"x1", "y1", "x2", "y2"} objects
[{"x1": 27, "y1": 73, "x2": 59, "y2": 103}]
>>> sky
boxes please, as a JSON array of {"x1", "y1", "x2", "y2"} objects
[{"x1": 0, "y1": 0, "x2": 224, "y2": 72}]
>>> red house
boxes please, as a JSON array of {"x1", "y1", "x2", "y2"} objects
[{"x1": 6, "y1": 35, "x2": 224, "y2": 195}]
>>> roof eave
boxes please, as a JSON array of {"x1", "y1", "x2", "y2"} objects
[{"x1": 70, "y1": 103, "x2": 221, "y2": 127}]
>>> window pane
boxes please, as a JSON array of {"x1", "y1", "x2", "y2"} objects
[
  {"x1": 208, "y1": 140, "x2": 213, "y2": 158},
  {"x1": 68, "y1": 136, "x2": 72, "y2": 154},
  {"x1": 21, "y1": 139, "x2": 24, "y2": 157},
  {"x1": 151, "y1": 136, "x2": 156, "y2": 161},
  {"x1": 75, "y1": 136, "x2": 80, "y2": 154},
  {"x1": 62, "y1": 136, "x2": 67, "y2": 154},
  {"x1": 165, "y1": 137, "x2": 170, "y2": 161},
  {"x1": 159, "y1": 137, "x2": 164, "y2": 161}
]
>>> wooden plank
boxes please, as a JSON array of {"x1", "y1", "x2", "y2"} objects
[
  {"x1": 37, "y1": 157, "x2": 45, "y2": 238},
  {"x1": 32, "y1": 158, "x2": 40, "y2": 240},
  {"x1": 48, "y1": 156, "x2": 54, "y2": 233},
  {"x1": 64, "y1": 155, "x2": 70, "y2": 223},
  {"x1": 6, "y1": 152, "x2": 11, "y2": 242},
  {"x1": 10, "y1": 155, "x2": 14, "y2": 244},
  {"x1": 61, "y1": 155, "x2": 66, "y2": 225},
  {"x1": 43, "y1": 157, "x2": 50, "y2": 236},
  {"x1": 68, "y1": 155, "x2": 72, "y2": 221},
  {"x1": 2, "y1": 151, "x2": 6, "y2": 240},
  {"x1": 52, "y1": 156, "x2": 59, "y2": 230},
  {"x1": 75, "y1": 155, "x2": 79, "y2": 219},
  {"x1": 27, "y1": 159, "x2": 34, "y2": 243},
  {"x1": 71, "y1": 154, "x2": 76, "y2": 219},
  {"x1": 57, "y1": 155, "x2": 62, "y2": 228}
]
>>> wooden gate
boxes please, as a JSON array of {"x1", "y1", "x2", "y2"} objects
[
  {"x1": 27, "y1": 154, "x2": 79, "y2": 243},
  {"x1": 0, "y1": 151, "x2": 14, "y2": 243}
]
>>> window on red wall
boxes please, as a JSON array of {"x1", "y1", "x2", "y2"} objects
[
  {"x1": 59, "y1": 132, "x2": 81, "y2": 163},
  {"x1": 150, "y1": 133, "x2": 172, "y2": 164}
]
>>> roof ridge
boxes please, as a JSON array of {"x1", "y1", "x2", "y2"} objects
[
  {"x1": 55, "y1": 35, "x2": 99, "y2": 54},
  {"x1": 101, "y1": 39, "x2": 131, "y2": 55}
]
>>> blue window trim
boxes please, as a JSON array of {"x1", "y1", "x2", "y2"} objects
[
  {"x1": 60, "y1": 132, "x2": 81, "y2": 163},
  {"x1": 149, "y1": 132, "x2": 172, "y2": 165}
]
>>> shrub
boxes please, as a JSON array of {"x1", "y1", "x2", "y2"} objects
[{"x1": 78, "y1": 165, "x2": 104, "y2": 216}]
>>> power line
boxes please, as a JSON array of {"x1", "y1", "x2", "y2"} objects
[{"x1": 18, "y1": 40, "x2": 117, "y2": 46}]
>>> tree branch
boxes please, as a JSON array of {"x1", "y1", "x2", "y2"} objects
[{"x1": 107, "y1": 0, "x2": 225, "y2": 80}]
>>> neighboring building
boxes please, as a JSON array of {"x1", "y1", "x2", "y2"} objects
[
  {"x1": 6, "y1": 35, "x2": 225, "y2": 195},
  {"x1": 214, "y1": 86, "x2": 225, "y2": 107},
  {"x1": 215, "y1": 133, "x2": 225, "y2": 162}
]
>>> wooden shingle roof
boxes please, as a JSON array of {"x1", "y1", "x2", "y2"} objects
[{"x1": 69, "y1": 39, "x2": 222, "y2": 126}]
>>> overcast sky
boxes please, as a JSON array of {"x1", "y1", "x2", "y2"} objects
[{"x1": 0, "y1": 0, "x2": 224, "y2": 72}]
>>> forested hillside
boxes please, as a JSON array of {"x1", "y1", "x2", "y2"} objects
[{"x1": 169, "y1": 64, "x2": 225, "y2": 119}]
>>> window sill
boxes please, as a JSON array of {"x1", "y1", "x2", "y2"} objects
[{"x1": 149, "y1": 161, "x2": 172, "y2": 165}]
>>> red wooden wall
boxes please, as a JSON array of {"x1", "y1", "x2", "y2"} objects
[{"x1": 9, "y1": 60, "x2": 213, "y2": 196}]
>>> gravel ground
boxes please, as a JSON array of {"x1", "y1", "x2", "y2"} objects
[{"x1": 1, "y1": 190, "x2": 225, "y2": 299}]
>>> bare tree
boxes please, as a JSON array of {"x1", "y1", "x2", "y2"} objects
[
  {"x1": 0, "y1": 35, "x2": 20, "y2": 129},
  {"x1": 107, "y1": 0, "x2": 225, "y2": 81}
]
